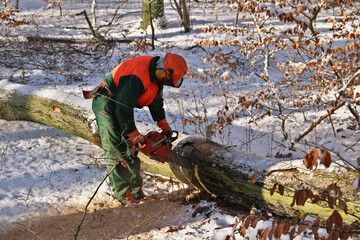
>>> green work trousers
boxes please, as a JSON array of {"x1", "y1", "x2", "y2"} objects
[{"x1": 92, "y1": 95, "x2": 142, "y2": 205}]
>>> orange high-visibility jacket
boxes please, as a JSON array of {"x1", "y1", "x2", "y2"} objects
[{"x1": 103, "y1": 56, "x2": 165, "y2": 134}]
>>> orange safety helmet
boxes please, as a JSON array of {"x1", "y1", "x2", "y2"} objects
[{"x1": 155, "y1": 53, "x2": 188, "y2": 88}]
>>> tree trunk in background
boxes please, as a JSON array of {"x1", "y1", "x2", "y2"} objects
[
  {"x1": 0, "y1": 82, "x2": 359, "y2": 221},
  {"x1": 58, "y1": 0, "x2": 63, "y2": 16},
  {"x1": 170, "y1": 0, "x2": 190, "y2": 32},
  {"x1": 91, "y1": 0, "x2": 97, "y2": 26},
  {"x1": 181, "y1": 0, "x2": 190, "y2": 32},
  {"x1": 141, "y1": 0, "x2": 165, "y2": 30}
]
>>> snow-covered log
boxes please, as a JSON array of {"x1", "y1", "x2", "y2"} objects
[
  {"x1": 0, "y1": 80, "x2": 176, "y2": 179},
  {"x1": 170, "y1": 137, "x2": 360, "y2": 220},
  {"x1": 0, "y1": 80, "x2": 95, "y2": 143},
  {"x1": 0, "y1": 80, "x2": 358, "y2": 220}
]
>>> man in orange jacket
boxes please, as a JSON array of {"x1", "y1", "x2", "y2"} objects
[{"x1": 91, "y1": 53, "x2": 188, "y2": 205}]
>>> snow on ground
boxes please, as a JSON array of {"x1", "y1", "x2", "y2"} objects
[
  {"x1": 0, "y1": 0, "x2": 359, "y2": 239},
  {"x1": 0, "y1": 119, "x2": 106, "y2": 225}
]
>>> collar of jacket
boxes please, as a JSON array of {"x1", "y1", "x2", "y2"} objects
[{"x1": 150, "y1": 56, "x2": 160, "y2": 83}]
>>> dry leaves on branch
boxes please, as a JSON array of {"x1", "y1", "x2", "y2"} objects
[
  {"x1": 303, "y1": 147, "x2": 319, "y2": 170},
  {"x1": 270, "y1": 183, "x2": 285, "y2": 196},
  {"x1": 320, "y1": 149, "x2": 332, "y2": 168},
  {"x1": 290, "y1": 189, "x2": 314, "y2": 207},
  {"x1": 251, "y1": 171, "x2": 258, "y2": 184}
]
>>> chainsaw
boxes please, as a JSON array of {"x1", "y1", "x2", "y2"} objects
[{"x1": 139, "y1": 130, "x2": 178, "y2": 163}]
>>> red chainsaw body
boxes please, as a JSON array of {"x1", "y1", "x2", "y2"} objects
[{"x1": 140, "y1": 131, "x2": 173, "y2": 163}]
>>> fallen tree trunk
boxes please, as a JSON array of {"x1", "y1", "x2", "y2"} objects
[
  {"x1": 0, "y1": 80, "x2": 359, "y2": 221},
  {"x1": 170, "y1": 138, "x2": 360, "y2": 221},
  {"x1": 0, "y1": 80, "x2": 176, "y2": 179},
  {"x1": 26, "y1": 36, "x2": 133, "y2": 44}
]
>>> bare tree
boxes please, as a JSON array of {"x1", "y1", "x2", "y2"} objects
[
  {"x1": 170, "y1": 0, "x2": 191, "y2": 32},
  {"x1": 91, "y1": 0, "x2": 97, "y2": 26},
  {"x1": 2, "y1": 0, "x2": 9, "y2": 8}
]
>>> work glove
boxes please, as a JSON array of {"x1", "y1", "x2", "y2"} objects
[
  {"x1": 126, "y1": 129, "x2": 145, "y2": 150},
  {"x1": 157, "y1": 119, "x2": 172, "y2": 138}
]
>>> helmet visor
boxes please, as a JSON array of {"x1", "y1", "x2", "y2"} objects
[
  {"x1": 169, "y1": 69, "x2": 183, "y2": 88},
  {"x1": 174, "y1": 78, "x2": 184, "y2": 88}
]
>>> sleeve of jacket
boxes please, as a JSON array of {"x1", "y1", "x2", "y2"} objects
[
  {"x1": 148, "y1": 85, "x2": 166, "y2": 122},
  {"x1": 114, "y1": 75, "x2": 145, "y2": 135}
]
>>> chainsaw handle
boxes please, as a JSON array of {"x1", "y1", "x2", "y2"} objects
[{"x1": 168, "y1": 130, "x2": 178, "y2": 142}]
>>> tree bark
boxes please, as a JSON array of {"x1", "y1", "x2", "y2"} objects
[
  {"x1": 181, "y1": 0, "x2": 190, "y2": 32},
  {"x1": 26, "y1": 36, "x2": 133, "y2": 44},
  {"x1": 0, "y1": 83, "x2": 95, "y2": 143},
  {"x1": 141, "y1": 0, "x2": 165, "y2": 30},
  {"x1": 91, "y1": 0, "x2": 97, "y2": 26},
  {"x1": 170, "y1": 138, "x2": 360, "y2": 221},
  {"x1": 0, "y1": 81, "x2": 359, "y2": 221}
]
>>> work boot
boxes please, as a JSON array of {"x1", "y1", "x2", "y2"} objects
[
  {"x1": 133, "y1": 190, "x2": 146, "y2": 200},
  {"x1": 125, "y1": 189, "x2": 135, "y2": 205},
  {"x1": 116, "y1": 190, "x2": 134, "y2": 206},
  {"x1": 117, "y1": 197, "x2": 128, "y2": 206}
]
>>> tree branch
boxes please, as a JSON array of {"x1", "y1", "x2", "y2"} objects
[
  {"x1": 76, "y1": 10, "x2": 99, "y2": 40},
  {"x1": 294, "y1": 101, "x2": 346, "y2": 144},
  {"x1": 74, "y1": 163, "x2": 116, "y2": 240}
]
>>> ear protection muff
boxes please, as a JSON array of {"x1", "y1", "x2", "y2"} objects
[{"x1": 155, "y1": 69, "x2": 167, "y2": 80}]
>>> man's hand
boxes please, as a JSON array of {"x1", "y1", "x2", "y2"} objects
[
  {"x1": 126, "y1": 129, "x2": 145, "y2": 149},
  {"x1": 157, "y1": 119, "x2": 171, "y2": 137},
  {"x1": 157, "y1": 119, "x2": 178, "y2": 141}
]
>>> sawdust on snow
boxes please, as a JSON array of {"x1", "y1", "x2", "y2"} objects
[{"x1": 0, "y1": 195, "x2": 195, "y2": 240}]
